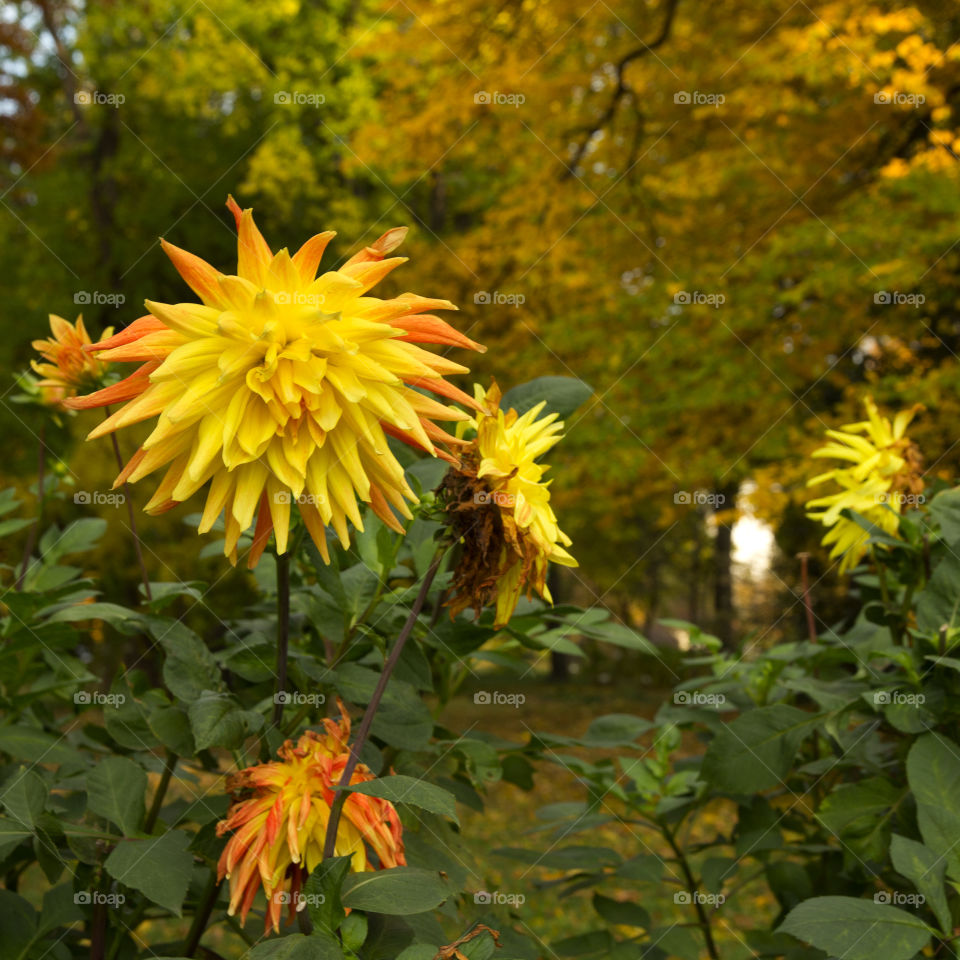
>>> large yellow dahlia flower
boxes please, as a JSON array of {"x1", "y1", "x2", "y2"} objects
[
  {"x1": 30, "y1": 314, "x2": 112, "y2": 406},
  {"x1": 216, "y1": 705, "x2": 405, "y2": 933},
  {"x1": 442, "y1": 382, "x2": 577, "y2": 627},
  {"x1": 66, "y1": 197, "x2": 483, "y2": 566},
  {"x1": 806, "y1": 397, "x2": 923, "y2": 572}
]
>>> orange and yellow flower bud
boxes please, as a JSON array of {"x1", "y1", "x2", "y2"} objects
[
  {"x1": 30, "y1": 314, "x2": 112, "y2": 406},
  {"x1": 67, "y1": 196, "x2": 485, "y2": 567},
  {"x1": 216, "y1": 705, "x2": 405, "y2": 934}
]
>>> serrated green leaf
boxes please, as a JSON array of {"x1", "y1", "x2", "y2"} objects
[
  {"x1": 0, "y1": 766, "x2": 46, "y2": 829},
  {"x1": 779, "y1": 896, "x2": 931, "y2": 960},
  {"x1": 104, "y1": 830, "x2": 193, "y2": 916},
  {"x1": 87, "y1": 757, "x2": 146, "y2": 836},
  {"x1": 701, "y1": 704, "x2": 819, "y2": 793}
]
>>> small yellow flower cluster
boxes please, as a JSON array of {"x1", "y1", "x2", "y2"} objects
[{"x1": 806, "y1": 397, "x2": 923, "y2": 572}]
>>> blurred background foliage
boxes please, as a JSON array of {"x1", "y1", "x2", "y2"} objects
[{"x1": 3, "y1": 0, "x2": 960, "y2": 642}]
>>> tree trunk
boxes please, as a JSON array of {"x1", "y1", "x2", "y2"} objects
[{"x1": 712, "y1": 482, "x2": 739, "y2": 646}]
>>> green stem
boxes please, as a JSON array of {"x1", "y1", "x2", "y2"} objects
[
  {"x1": 322, "y1": 548, "x2": 445, "y2": 859},
  {"x1": 283, "y1": 703, "x2": 313, "y2": 737},
  {"x1": 89, "y1": 865, "x2": 109, "y2": 960},
  {"x1": 143, "y1": 752, "x2": 177, "y2": 834},
  {"x1": 661, "y1": 822, "x2": 719, "y2": 960},
  {"x1": 182, "y1": 868, "x2": 220, "y2": 958},
  {"x1": 872, "y1": 546, "x2": 900, "y2": 644},
  {"x1": 105, "y1": 900, "x2": 148, "y2": 960}
]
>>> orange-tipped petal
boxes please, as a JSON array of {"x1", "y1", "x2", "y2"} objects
[
  {"x1": 161, "y1": 240, "x2": 226, "y2": 308},
  {"x1": 84, "y1": 315, "x2": 167, "y2": 352},
  {"x1": 392, "y1": 315, "x2": 486, "y2": 352},
  {"x1": 247, "y1": 494, "x2": 274, "y2": 569},
  {"x1": 406, "y1": 375, "x2": 483, "y2": 411},
  {"x1": 64, "y1": 361, "x2": 159, "y2": 411},
  {"x1": 112, "y1": 447, "x2": 146, "y2": 488},
  {"x1": 369, "y1": 484, "x2": 406, "y2": 534},
  {"x1": 292, "y1": 231, "x2": 336, "y2": 285},
  {"x1": 227, "y1": 195, "x2": 273, "y2": 286},
  {"x1": 343, "y1": 227, "x2": 408, "y2": 266},
  {"x1": 340, "y1": 257, "x2": 408, "y2": 295}
]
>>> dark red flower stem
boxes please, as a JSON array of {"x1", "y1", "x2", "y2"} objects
[
  {"x1": 322, "y1": 548, "x2": 445, "y2": 859},
  {"x1": 272, "y1": 550, "x2": 292, "y2": 727}
]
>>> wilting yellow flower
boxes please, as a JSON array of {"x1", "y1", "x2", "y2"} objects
[
  {"x1": 66, "y1": 196, "x2": 484, "y2": 566},
  {"x1": 30, "y1": 314, "x2": 112, "y2": 406},
  {"x1": 216, "y1": 705, "x2": 405, "y2": 934},
  {"x1": 806, "y1": 397, "x2": 923, "y2": 572},
  {"x1": 442, "y1": 382, "x2": 577, "y2": 627}
]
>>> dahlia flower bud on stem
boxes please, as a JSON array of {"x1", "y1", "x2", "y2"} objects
[{"x1": 322, "y1": 547, "x2": 446, "y2": 859}]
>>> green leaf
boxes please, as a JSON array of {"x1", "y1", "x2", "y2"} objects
[
  {"x1": 906, "y1": 733, "x2": 960, "y2": 880},
  {"x1": 87, "y1": 757, "x2": 147, "y2": 836},
  {"x1": 149, "y1": 705, "x2": 195, "y2": 757},
  {"x1": 917, "y1": 552, "x2": 960, "y2": 635},
  {"x1": 0, "y1": 726, "x2": 76, "y2": 766},
  {"x1": 816, "y1": 778, "x2": 902, "y2": 862},
  {"x1": 44, "y1": 602, "x2": 143, "y2": 634},
  {"x1": 104, "y1": 830, "x2": 194, "y2": 916},
  {"x1": 0, "y1": 889, "x2": 36, "y2": 957},
  {"x1": 333, "y1": 664, "x2": 432, "y2": 751},
  {"x1": 0, "y1": 818, "x2": 33, "y2": 859},
  {"x1": 551, "y1": 930, "x2": 613, "y2": 957},
  {"x1": 341, "y1": 912, "x2": 368, "y2": 953},
  {"x1": 341, "y1": 867, "x2": 450, "y2": 915},
  {"x1": 38, "y1": 882, "x2": 84, "y2": 936},
  {"x1": 304, "y1": 856, "x2": 350, "y2": 936},
  {"x1": 580, "y1": 714, "x2": 654, "y2": 747},
  {"x1": 701, "y1": 857, "x2": 737, "y2": 894},
  {"x1": 592, "y1": 893, "x2": 650, "y2": 928},
  {"x1": 890, "y1": 834, "x2": 952, "y2": 934},
  {"x1": 615, "y1": 854, "x2": 662, "y2": 882},
  {"x1": 779, "y1": 896, "x2": 932, "y2": 960},
  {"x1": 40, "y1": 518, "x2": 107, "y2": 563},
  {"x1": 701, "y1": 704, "x2": 819, "y2": 793},
  {"x1": 247, "y1": 935, "x2": 345, "y2": 960},
  {"x1": 496, "y1": 845, "x2": 621, "y2": 870},
  {"x1": 148, "y1": 618, "x2": 223, "y2": 701},
  {"x1": 501, "y1": 376, "x2": 593, "y2": 419},
  {"x1": 396, "y1": 947, "x2": 438, "y2": 960},
  {"x1": 339, "y1": 775, "x2": 458, "y2": 824},
  {"x1": 0, "y1": 516, "x2": 32, "y2": 538},
  {"x1": 188, "y1": 692, "x2": 261, "y2": 751},
  {"x1": 0, "y1": 766, "x2": 46, "y2": 829},
  {"x1": 930, "y1": 487, "x2": 960, "y2": 543}
]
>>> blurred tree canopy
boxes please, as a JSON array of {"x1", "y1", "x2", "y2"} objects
[{"x1": 3, "y1": 0, "x2": 960, "y2": 627}]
